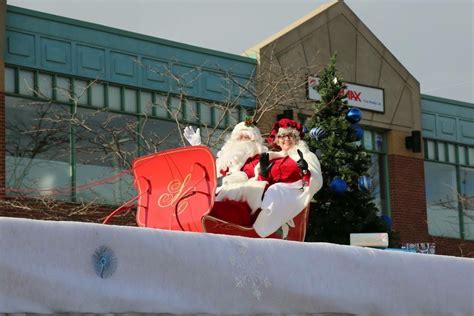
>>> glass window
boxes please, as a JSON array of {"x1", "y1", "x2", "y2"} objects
[
  {"x1": 74, "y1": 80, "x2": 89, "y2": 105},
  {"x1": 185, "y1": 99, "x2": 198, "y2": 123},
  {"x1": 169, "y1": 96, "x2": 182, "y2": 119},
  {"x1": 469, "y1": 147, "x2": 474, "y2": 166},
  {"x1": 229, "y1": 107, "x2": 240, "y2": 126},
  {"x1": 6, "y1": 97, "x2": 71, "y2": 200},
  {"x1": 213, "y1": 105, "x2": 227, "y2": 128},
  {"x1": 460, "y1": 167, "x2": 474, "y2": 240},
  {"x1": 437, "y1": 142, "x2": 446, "y2": 162},
  {"x1": 426, "y1": 140, "x2": 435, "y2": 160},
  {"x1": 200, "y1": 102, "x2": 212, "y2": 126},
  {"x1": 108, "y1": 86, "x2": 121, "y2": 111},
  {"x1": 369, "y1": 153, "x2": 387, "y2": 215},
  {"x1": 363, "y1": 130, "x2": 373, "y2": 150},
  {"x1": 458, "y1": 146, "x2": 466, "y2": 165},
  {"x1": 141, "y1": 118, "x2": 182, "y2": 154},
  {"x1": 5, "y1": 67, "x2": 16, "y2": 93},
  {"x1": 19, "y1": 70, "x2": 34, "y2": 96},
  {"x1": 38, "y1": 74, "x2": 53, "y2": 99},
  {"x1": 75, "y1": 109, "x2": 137, "y2": 205},
  {"x1": 201, "y1": 127, "x2": 227, "y2": 153},
  {"x1": 375, "y1": 132, "x2": 384, "y2": 152},
  {"x1": 447, "y1": 144, "x2": 456, "y2": 163},
  {"x1": 124, "y1": 89, "x2": 137, "y2": 113},
  {"x1": 56, "y1": 77, "x2": 71, "y2": 103},
  {"x1": 154, "y1": 94, "x2": 168, "y2": 118},
  {"x1": 140, "y1": 92, "x2": 153, "y2": 116},
  {"x1": 424, "y1": 161, "x2": 460, "y2": 238},
  {"x1": 91, "y1": 83, "x2": 105, "y2": 108}
]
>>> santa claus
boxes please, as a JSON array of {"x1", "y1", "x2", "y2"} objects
[
  {"x1": 183, "y1": 121, "x2": 268, "y2": 222},
  {"x1": 253, "y1": 118, "x2": 323, "y2": 237}
]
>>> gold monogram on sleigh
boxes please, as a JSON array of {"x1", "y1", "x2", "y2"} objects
[{"x1": 157, "y1": 173, "x2": 193, "y2": 216}]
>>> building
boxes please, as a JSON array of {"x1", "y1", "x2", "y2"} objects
[
  {"x1": 1, "y1": 0, "x2": 473, "y2": 256},
  {"x1": 243, "y1": 0, "x2": 474, "y2": 256},
  {"x1": 0, "y1": 2, "x2": 256, "y2": 222}
]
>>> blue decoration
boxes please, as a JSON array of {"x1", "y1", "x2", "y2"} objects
[
  {"x1": 358, "y1": 176, "x2": 372, "y2": 191},
  {"x1": 329, "y1": 178, "x2": 348, "y2": 194},
  {"x1": 310, "y1": 127, "x2": 327, "y2": 140},
  {"x1": 92, "y1": 246, "x2": 118, "y2": 279},
  {"x1": 351, "y1": 124, "x2": 364, "y2": 141},
  {"x1": 346, "y1": 108, "x2": 362, "y2": 123},
  {"x1": 302, "y1": 126, "x2": 309, "y2": 134},
  {"x1": 381, "y1": 215, "x2": 392, "y2": 230}
]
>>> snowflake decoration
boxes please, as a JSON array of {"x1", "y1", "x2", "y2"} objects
[
  {"x1": 92, "y1": 246, "x2": 118, "y2": 279},
  {"x1": 229, "y1": 241, "x2": 271, "y2": 301}
]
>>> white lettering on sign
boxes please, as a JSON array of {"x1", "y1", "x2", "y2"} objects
[{"x1": 308, "y1": 76, "x2": 385, "y2": 113}]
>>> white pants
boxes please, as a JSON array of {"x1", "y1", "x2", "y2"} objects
[{"x1": 253, "y1": 180, "x2": 309, "y2": 237}]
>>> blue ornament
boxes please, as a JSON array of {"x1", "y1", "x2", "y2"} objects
[
  {"x1": 381, "y1": 215, "x2": 392, "y2": 230},
  {"x1": 302, "y1": 126, "x2": 309, "y2": 134},
  {"x1": 92, "y1": 246, "x2": 118, "y2": 279},
  {"x1": 329, "y1": 178, "x2": 348, "y2": 194},
  {"x1": 346, "y1": 108, "x2": 362, "y2": 123},
  {"x1": 351, "y1": 124, "x2": 364, "y2": 141},
  {"x1": 358, "y1": 176, "x2": 372, "y2": 191},
  {"x1": 310, "y1": 127, "x2": 327, "y2": 140}
]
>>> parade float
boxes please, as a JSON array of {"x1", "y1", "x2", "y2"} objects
[{"x1": 0, "y1": 144, "x2": 473, "y2": 315}]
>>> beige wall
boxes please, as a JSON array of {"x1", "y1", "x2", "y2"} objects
[{"x1": 245, "y1": 0, "x2": 422, "y2": 158}]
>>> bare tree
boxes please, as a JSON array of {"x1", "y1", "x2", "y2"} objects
[{"x1": 1, "y1": 53, "x2": 326, "y2": 224}]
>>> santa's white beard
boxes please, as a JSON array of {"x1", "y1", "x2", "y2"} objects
[{"x1": 216, "y1": 140, "x2": 263, "y2": 173}]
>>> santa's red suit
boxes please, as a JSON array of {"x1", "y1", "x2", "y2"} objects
[{"x1": 210, "y1": 122, "x2": 268, "y2": 226}]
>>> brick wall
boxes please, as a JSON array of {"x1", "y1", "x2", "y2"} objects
[{"x1": 389, "y1": 154, "x2": 474, "y2": 257}]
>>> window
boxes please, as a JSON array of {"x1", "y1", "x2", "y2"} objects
[
  {"x1": 91, "y1": 83, "x2": 105, "y2": 108},
  {"x1": 107, "y1": 86, "x2": 121, "y2": 111},
  {"x1": 56, "y1": 77, "x2": 71, "y2": 103},
  {"x1": 154, "y1": 94, "x2": 168, "y2": 118},
  {"x1": 6, "y1": 97, "x2": 71, "y2": 200},
  {"x1": 74, "y1": 79, "x2": 89, "y2": 105},
  {"x1": 362, "y1": 129, "x2": 389, "y2": 216},
  {"x1": 185, "y1": 99, "x2": 198, "y2": 123},
  {"x1": 75, "y1": 109, "x2": 137, "y2": 205},
  {"x1": 38, "y1": 74, "x2": 53, "y2": 99},
  {"x1": 140, "y1": 91, "x2": 153, "y2": 116},
  {"x1": 424, "y1": 138, "x2": 474, "y2": 240},
  {"x1": 124, "y1": 89, "x2": 137, "y2": 113},
  {"x1": 424, "y1": 162, "x2": 460, "y2": 238},
  {"x1": 19, "y1": 70, "x2": 34, "y2": 96},
  {"x1": 5, "y1": 67, "x2": 15, "y2": 93},
  {"x1": 200, "y1": 102, "x2": 213, "y2": 126},
  {"x1": 213, "y1": 104, "x2": 227, "y2": 128},
  {"x1": 4, "y1": 66, "x2": 236, "y2": 205}
]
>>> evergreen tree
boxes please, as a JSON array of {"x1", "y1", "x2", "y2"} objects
[{"x1": 305, "y1": 55, "x2": 391, "y2": 245}]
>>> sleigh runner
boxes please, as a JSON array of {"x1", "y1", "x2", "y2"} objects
[{"x1": 104, "y1": 146, "x2": 310, "y2": 241}]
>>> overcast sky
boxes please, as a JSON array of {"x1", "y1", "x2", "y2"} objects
[{"x1": 7, "y1": 0, "x2": 474, "y2": 103}]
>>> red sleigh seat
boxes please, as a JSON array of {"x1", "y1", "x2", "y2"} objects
[{"x1": 132, "y1": 146, "x2": 216, "y2": 232}]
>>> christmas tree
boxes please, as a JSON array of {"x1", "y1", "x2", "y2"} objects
[{"x1": 305, "y1": 55, "x2": 391, "y2": 245}]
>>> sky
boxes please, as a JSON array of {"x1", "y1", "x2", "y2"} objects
[{"x1": 7, "y1": 0, "x2": 474, "y2": 103}]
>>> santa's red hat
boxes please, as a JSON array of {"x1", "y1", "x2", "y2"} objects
[{"x1": 267, "y1": 118, "x2": 305, "y2": 144}]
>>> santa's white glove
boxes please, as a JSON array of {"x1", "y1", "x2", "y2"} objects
[{"x1": 183, "y1": 126, "x2": 201, "y2": 146}]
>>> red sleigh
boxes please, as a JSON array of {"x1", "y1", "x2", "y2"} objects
[{"x1": 104, "y1": 146, "x2": 309, "y2": 241}]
